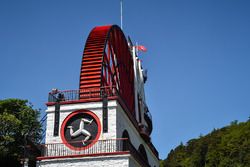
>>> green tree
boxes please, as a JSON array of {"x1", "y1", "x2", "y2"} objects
[
  {"x1": 163, "y1": 119, "x2": 250, "y2": 167},
  {"x1": 0, "y1": 99, "x2": 42, "y2": 166}
]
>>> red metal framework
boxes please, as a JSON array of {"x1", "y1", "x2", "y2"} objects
[{"x1": 80, "y1": 25, "x2": 135, "y2": 115}]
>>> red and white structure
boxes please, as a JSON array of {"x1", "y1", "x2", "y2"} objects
[{"x1": 37, "y1": 25, "x2": 159, "y2": 167}]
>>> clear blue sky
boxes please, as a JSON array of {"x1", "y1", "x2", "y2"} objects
[{"x1": 0, "y1": 0, "x2": 249, "y2": 159}]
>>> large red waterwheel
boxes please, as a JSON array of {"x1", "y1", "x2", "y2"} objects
[{"x1": 79, "y1": 25, "x2": 135, "y2": 114}]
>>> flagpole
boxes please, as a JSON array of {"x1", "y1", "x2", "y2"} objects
[
  {"x1": 120, "y1": 0, "x2": 123, "y2": 30},
  {"x1": 136, "y1": 42, "x2": 138, "y2": 56}
]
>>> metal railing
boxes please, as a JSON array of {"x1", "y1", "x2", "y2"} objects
[
  {"x1": 39, "y1": 138, "x2": 151, "y2": 167},
  {"x1": 48, "y1": 86, "x2": 118, "y2": 103},
  {"x1": 40, "y1": 138, "x2": 126, "y2": 157}
]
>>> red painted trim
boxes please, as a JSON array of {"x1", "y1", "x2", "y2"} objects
[
  {"x1": 60, "y1": 110, "x2": 101, "y2": 151},
  {"x1": 37, "y1": 151, "x2": 130, "y2": 160}
]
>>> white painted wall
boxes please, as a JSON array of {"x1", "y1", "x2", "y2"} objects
[
  {"x1": 129, "y1": 157, "x2": 141, "y2": 167},
  {"x1": 43, "y1": 99, "x2": 158, "y2": 167},
  {"x1": 45, "y1": 100, "x2": 118, "y2": 144},
  {"x1": 37, "y1": 155, "x2": 130, "y2": 167},
  {"x1": 116, "y1": 103, "x2": 159, "y2": 167}
]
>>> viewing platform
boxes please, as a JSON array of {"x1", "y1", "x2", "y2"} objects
[
  {"x1": 37, "y1": 138, "x2": 151, "y2": 167},
  {"x1": 47, "y1": 86, "x2": 119, "y2": 105}
]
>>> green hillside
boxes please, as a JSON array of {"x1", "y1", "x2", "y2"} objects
[{"x1": 161, "y1": 119, "x2": 250, "y2": 167}]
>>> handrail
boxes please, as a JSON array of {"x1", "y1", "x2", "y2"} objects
[
  {"x1": 38, "y1": 138, "x2": 151, "y2": 167},
  {"x1": 40, "y1": 138, "x2": 126, "y2": 158},
  {"x1": 48, "y1": 86, "x2": 118, "y2": 103}
]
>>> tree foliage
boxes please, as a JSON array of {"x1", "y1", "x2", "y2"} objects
[
  {"x1": 0, "y1": 99, "x2": 42, "y2": 166},
  {"x1": 161, "y1": 119, "x2": 250, "y2": 167}
]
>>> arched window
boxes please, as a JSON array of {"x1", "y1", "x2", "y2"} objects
[
  {"x1": 122, "y1": 130, "x2": 130, "y2": 151},
  {"x1": 138, "y1": 144, "x2": 148, "y2": 163}
]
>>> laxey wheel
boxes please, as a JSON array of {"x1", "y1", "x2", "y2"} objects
[{"x1": 79, "y1": 25, "x2": 135, "y2": 114}]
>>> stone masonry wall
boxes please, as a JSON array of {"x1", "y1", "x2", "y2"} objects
[
  {"x1": 116, "y1": 103, "x2": 159, "y2": 167},
  {"x1": 45, "y1": 100, "x2": 118, "y2": 144},
  {"x1": 42, "y1": 100, "x2": 158, "y2": 167}
]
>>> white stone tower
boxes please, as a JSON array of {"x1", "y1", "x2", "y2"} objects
[{"x1": 37, "y1": 25, "x2": 159, "y2": 167}]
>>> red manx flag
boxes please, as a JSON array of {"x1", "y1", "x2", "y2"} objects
[{"x1": 136, "y1": 45, "x2": 147, "y2": 52}]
